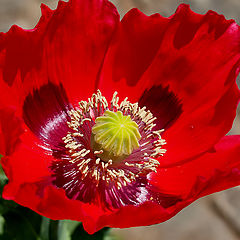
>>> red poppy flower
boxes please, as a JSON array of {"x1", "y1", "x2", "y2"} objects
[{"x1": 1, "y1": 0, "x2": 240, "y2": 234}]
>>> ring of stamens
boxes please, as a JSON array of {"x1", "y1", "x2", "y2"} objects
[{"x1": 61, "y1": 90, "x2": 166, "y2": 191}]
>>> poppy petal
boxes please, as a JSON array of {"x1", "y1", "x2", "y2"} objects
[
  {"x1": 99, "y1": 7, "x2": 169, "y2": 100},
  {"x1": 0, "y1": 107, "x2": 24, "y2": 156},
  {"x1": 22, "y1": 82, "x2": 71, "y2": 149},
  {"x1": 100, "y1": 4, "x2": 240, "y2": 164},
  {"x1": 162, "y1": 81, "x2": 240, "y2": 166},
  {"x1": 1, "y1": 131, "x2": 52, "y2": 195},
  {"x1": 0, "y1": 0, "x2": 119, "y2": 110},
  {"x1": 5, "y1": 136, "x2": 240, "y2": 233},
  {"x1": 151, "y1": 135, "x2": 240, "y2": 197},
  {"x1": 85, "y1": 135, "x2": 240, "y2": 232},
  {"x1": 43, "y1": 0, "x2": 119, "y2": 103},
  {"x1": 138, "y1": 85, "x2": 183, "y2": 130}
]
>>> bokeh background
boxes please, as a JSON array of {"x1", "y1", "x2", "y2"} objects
[{"x1": 0, "y1": 0, "x2": 240, "y2": 239}]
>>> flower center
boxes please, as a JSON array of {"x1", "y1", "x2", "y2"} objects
[
  {"x1": 91, "y1": 110, "x2": 141, "y2": 162},
  {"x1": 52, "y1": 90, "x2": 167, "y2": 210}
]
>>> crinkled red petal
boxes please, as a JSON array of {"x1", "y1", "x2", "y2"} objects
[
  {"x1": 99, "y1": 8, "x2": 169, "y2": 101},
  {"x1": 89, "y1": 135, "x2": 240, "y2": 232},
  {"x1": 162, "y1": 81, "x2": 240, "y2": 166},
  {"x1": 99, "y1": 4, "x2": 240, "y2": 165},
  {"x1": 1, "y1": 130, "x2": 52, "y2": 190},
  {"x1": 0, "y1": 0, "x2": 119, "y2": 111},
  {"x1": 151, "y1": 135, "x2": 240, "y2": 197},
  {"x1": 3, "y1": 135, "x2": 240, "y2": 234},
  {"x1": 42, "y1": 0, "x2": 119, "y2": 104},
  {"x1": 0, "y1": 4, "x2": 53, "y2": 110}
]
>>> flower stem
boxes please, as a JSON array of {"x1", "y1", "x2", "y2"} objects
[
  {"x1": 57, "y1": 220, "x2": 66, "y2": 240},
  {"x1": 58, "y1": 220, "x2": 80, "y2": 240},
  {"x1": 40, "y1": 217, "x2": 50, "y2": 240}
]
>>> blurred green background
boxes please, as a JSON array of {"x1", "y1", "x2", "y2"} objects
[{"x1": 0, "y1": 0, "x2": 240, "y2": 239}]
